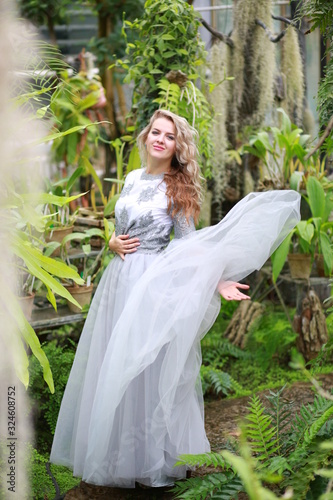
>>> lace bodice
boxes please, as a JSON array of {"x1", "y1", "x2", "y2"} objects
[{"x1": 115, "y1": 168, "x2": 195, "y2": 253}]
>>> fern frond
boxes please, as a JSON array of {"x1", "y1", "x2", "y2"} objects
[
  {"x1": 172, "y1": 472, "x2": 242, "y2": 500},
  {"x1": 291, "y1": 395, "x2": 333, "y2": 449},
  {"x1": 265, "y1": 385, "x2": 294, "y2": 453},
  {"x1": 175, "y1": 451, "x2": 229, "y2": 470},
  {"x1": 283, "y1": 448, "x2": 332, "y2": 499},
  {"x1": 245, "y1": 395, "x2": 279, "y2": 463},
  {"x1": 200, "y1": 366, "x2": 243, "y2": 397}
]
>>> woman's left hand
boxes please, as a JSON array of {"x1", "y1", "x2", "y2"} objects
[{"x1": 217, "y1": 281, "x2": 250, "y2": 301}]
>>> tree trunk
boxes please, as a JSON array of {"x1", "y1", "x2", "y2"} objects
[
  {"x1": 293, "y1": 289, "x2": 328, "y2": 362},
  {"x1": 224, "y1": 301, "x2": 265, "y2": 348},
  {"x1": 46, "y1": 13, "x2": 57, "y2": 45}
]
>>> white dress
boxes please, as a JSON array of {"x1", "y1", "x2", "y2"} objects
[{"x1": 50, "y1": 168, "x2": 301, "y2": 488}]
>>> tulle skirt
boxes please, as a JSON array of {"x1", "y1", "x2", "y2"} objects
[{"x1": 50, "y1": 190, "x2": 300, "y2": 487}]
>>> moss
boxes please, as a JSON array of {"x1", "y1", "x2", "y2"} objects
[{"x1": 281, "y1": 26, "x2": 305, "y2": 127}]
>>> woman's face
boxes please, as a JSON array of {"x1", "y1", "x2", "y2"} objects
[{"x1": 145, "y1": 117, "x2": 177, "y2": 164}]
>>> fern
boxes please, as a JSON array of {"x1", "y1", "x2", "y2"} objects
[
  {"x1": 290, "y1": 395, "x2": 333, "y2": 449},
  {"x1": 264, "y1": 385, "x2": 294, "y2": 454},
  {"x1": 282, "y1": 447, "x2": 332, "y2": 499},
  {"x1": 245, "y1": 395, "x2": 279, "y2": 464},
  {"x1": 175, "y1": 452, "x2": 229, "y2": 470},
  {"x1": 200, "y1": 365, "x2": 244, "y2": 397},
  {"x1": 172, "y1": 473, "x2": 243, "y2": 500}
]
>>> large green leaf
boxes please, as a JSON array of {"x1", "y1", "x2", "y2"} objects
[
  {"x1": 271, "y1": 232, "x2": 293, "y2": 282},
  {"x1": 320, "y1": 231, "x2": 333, "y2": 275},
  {"x1": 21, "y1": 192, "x2": 84, "y2": 207},
  {"x1": 307, "y1": 176, "x2": 325, "y2": 219},
  {"x1": 296, "y1": 221, "x2": 314, "y2": 245},
  {"x1": 12, "y1": 243, "x2": 83, "y2": 308},
  {"x1": 5, "y1": 291, "x2": 54, "y2": 392}
]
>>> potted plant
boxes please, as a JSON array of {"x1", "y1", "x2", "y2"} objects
[
  {"x1": 271, "y1": 176, "x2": 333, "y2": 281},
  {"x1": 61, "y1": 218, "x2": 115, "y2": 312},
  {"x1": 44, "y1": 166, "x2": 86, "y2": 255}
]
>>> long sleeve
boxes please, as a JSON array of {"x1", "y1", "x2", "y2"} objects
[{"x1": 173, "y1": 212, "x2": 196, "y2": 239}]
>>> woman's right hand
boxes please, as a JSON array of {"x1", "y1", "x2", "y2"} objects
[{"x1": 108, "y1": 232, "x2": 140, "y2": 261}]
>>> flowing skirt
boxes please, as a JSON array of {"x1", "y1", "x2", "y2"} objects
[{"x1": 50, "y1": 190, "x2": 300, "y2": 487}]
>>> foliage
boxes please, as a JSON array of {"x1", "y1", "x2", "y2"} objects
[
  {"x1": 119, "y1": 0, "x2": 213, "y2": 171},
  {"x1": 175, "y1": 379, "x2": 333, "y2": 499},
  {"x1": 245, "y1": 310, "x2": 297, "y2": 369},
  {"x1": 50, "y1": 69, "x2": 102, "y2": 166},
  {"x1": 272, "y1": 176, "x2": 333, "y2": 281},
  {"x1": 28, "y1": 341, "x2": 76, "y2": 450},
  {"x1": 19, "y1": 0, "x2": 71, "y2": 43},
  {"x1": 281, "y1": 26, "x2": 305, "y2": 127},
  {"x1": 26, "y1": 445, "x2": 80, "y2": 499},
  {"x1": 243, "y1": 107, "x2": 311, "y2": 190},
  {"x1": 296, "y1": 0, "x2": 333, "y2": 133}
]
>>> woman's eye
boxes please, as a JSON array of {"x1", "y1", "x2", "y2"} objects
[
  {"x1": 167, "y1": 136, "x2": 175, "y2": 141},
  {"x1": 152, "y1": 131, "x2": 158, "y2": 135}
]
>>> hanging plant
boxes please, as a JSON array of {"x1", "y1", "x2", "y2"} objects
[{"x1": 281, "y1": 26, "x2": 305, "y2": 127}]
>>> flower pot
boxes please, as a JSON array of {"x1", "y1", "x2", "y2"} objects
[
  {"x1": 288, "y1": 253, "x2": 312, "y2": 279},
  {"x1": 65, "y1": 284, "x2": 94, "y2": 313},
  {"x1": 45, "y1": 225, "x2": 74, "y2": 256},
  {"x1": 18, "y1": 292, "x2": 35, "y2": 321}
]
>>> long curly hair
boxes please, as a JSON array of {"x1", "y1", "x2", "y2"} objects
[{"x1": 137, "y1": 109, "x2": 202, "y2": 224}]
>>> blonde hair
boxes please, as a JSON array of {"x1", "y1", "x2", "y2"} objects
[{"x1": 137, "y1": 109, "x2": 202, "y2": 223}]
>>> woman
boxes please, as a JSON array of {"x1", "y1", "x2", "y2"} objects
[{"x1": 50, "y1": 110, "x2": 300, "y2": 488}]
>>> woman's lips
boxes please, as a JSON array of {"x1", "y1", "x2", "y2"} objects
[{"x1": 153, "y1": 145, "x2": 164, "y2": 151}]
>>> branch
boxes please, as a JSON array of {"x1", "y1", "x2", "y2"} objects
[
  {"x1": 255, "y1": 19, "x2": 286, "y2": 42},
  {"x1": 304, "y1": 115, "x2": 333, "y2": 160},
  {"x1": 199, "y1": 18, "x2": 234, "y2": 48},
  {"x1": 271, "y1": 15, "x2": 296, "y2": 27}
]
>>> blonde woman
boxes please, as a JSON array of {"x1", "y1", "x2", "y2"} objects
[{"x1": 50, "y1": 110, "x2": 300, "y2": 488}]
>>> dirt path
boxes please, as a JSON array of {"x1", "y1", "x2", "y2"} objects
[{"x1": 64, "y1": 373, "x2": 333, "y2": 499}]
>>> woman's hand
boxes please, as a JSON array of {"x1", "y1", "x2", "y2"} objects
[
  {"x1": 217, "y1": 281, "x2": 250, "y2": 301},
  {"x1": 108, "y1": 232, "x2": 140, "y2": 261}
]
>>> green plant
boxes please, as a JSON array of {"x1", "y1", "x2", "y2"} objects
[
  {"x1": 50, "y1": 69, "x2": 102, "y2": 168},
  {"x1": 272, "y1": 176, "x2": 333, "y2": 281},
  {"x1": 244, "y1": 108, "x2": 311, "y2": 190},
  {"x1": 118, "y1": 0, "x2": 213, "y2": 172},
  {"x1": 174, "y1": 378, "x2": 333, "y2": 499},
  {"x1": 28, "y1": 341, "x2": 76, "y2": 450}
]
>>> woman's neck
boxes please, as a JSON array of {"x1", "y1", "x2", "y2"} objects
[{"x1": 146, "y1": 157, "x2": 171, "y2": 175}]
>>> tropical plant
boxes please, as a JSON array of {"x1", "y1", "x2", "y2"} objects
[
  {"x1": 4, "y1": 28, "x2": 103, "y2": 391},
  {"x1": 271, "y1": 176, "x2": 333, "y2": 281},
  {"x1": 50, "y1": 68, "x2": 103, "y2": 168},
  {"x1": 118, "y1": 0, "x2": 213, "y2": 172},
  {"x1": 295, "y1": 0, "x2": 333, "y2": 134},
  {"x1": 173, "y1": 379, "x2": 333, "y2": 499},
  {"x1": 243, "y1": 108, "x2": 311, "y2": 190}
]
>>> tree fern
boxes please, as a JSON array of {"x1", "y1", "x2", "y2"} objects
[{"x1": 245, "y1": 395, "x2": 280, "y2": 465}]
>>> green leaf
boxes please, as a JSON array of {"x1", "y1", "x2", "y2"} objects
[
  {"x1": 271, "y1": 232, "x2": 293, "y2": 282},
  {"x1": 307, "y1": 176, "x2": 325, "y2": 219}
]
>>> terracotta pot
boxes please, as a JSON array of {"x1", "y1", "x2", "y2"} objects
[
  {"x1": 65, "y1": 284, "x2": 94, "y2": 313},
  {"x1": 18, "y1": 292, "x2": 35, "y2": 321},
  {"x1": 288, "y1": 253, "x2": 312, "y2": 279},
  {"x1": 45, "y1": 225, "x2": 74, "y2": 256}
]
